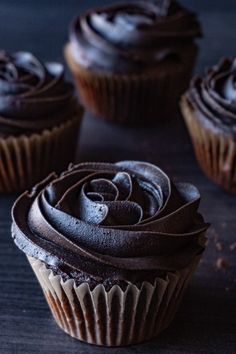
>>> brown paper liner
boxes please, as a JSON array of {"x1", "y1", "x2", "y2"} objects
[
  {"x1": 65, "y1": 43, "x2": 197, "y2": 125},
  {"x1": 0, "y1": 111, "x2": 83, "y2": 193},
  {"x1": 181, "y1": 96, "x2": 236, "y2": 194},
  {"x1": 28, "y1": 255, "x2": 201, "y2": 347}
]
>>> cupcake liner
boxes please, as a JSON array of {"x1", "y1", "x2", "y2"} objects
[
  {"x1": 65, "y1": 43, "x2": 197, "y2": 125},
  {"x1": 28, "y1": 255, "x2": 201, "y2": 347},
  {"x1": 181, "y1": 96, "x2": 236, "y2": 194},
  {"x1": 0, "y1": 112, "x2": 83, "y2": 193}
]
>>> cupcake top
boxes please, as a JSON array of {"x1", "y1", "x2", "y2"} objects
[
  {"x1": 69, "y1": 0, "x2": 202, "y2": 74},
  {"x1": 186, "y1": 57, "x2": 236, "y2": 138},
  {"x1": 0, "y1": 51, "x2": 77, "y2": 137},
  {"x1": 12, "y1": 161, "x2": 208, "y2": 287}
]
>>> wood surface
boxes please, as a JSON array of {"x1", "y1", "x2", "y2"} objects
[{"x1": 0, "y1": 1, "x2": 236, "y2": 353}]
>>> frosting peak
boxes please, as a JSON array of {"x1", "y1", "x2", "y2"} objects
[
  {"x1": 12, "y1": 161, "x2": 208, "y2": 284},
  {"x1": 0, "y1": 51, "x2": 76, "y2": 137},
  {"x1": 69, "y1": 0, "x2": 202, "y2": 74}
]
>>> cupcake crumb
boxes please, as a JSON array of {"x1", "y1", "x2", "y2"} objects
[
  {"x1": 208, "y1": 228, "x2": 219, "y2": 242},
  {"x1": 215, "y1": 242, "x2": 223, "y2": 251},
  {"x1": 221, "y1": 222, "x2": 227, "y2": 228},
  {"x1": 216, "y1": 257, "x2": 229, "y2": 269},
  {"x1": 199, "y1": 258, "x2": 204, "y2": 266},
  {"x1": 229, "y1": 242, "x2": 236, "y2": 251}
]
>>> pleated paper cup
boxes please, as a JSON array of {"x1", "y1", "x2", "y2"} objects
[
  {"x1": 28, "y1": 255, "x2": 201, "y2": 347},
  {"x1": 0, "y1": 111, "x2": 83, "y2": 193},
  {"x1": 181, "y1": 96, "x2": 236, "y2": 194},
  {"x1": 65, "y1": 43, "x2": 197, "y2": 125}
]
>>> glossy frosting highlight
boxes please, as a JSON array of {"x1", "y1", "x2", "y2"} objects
[
  {"x1": 12, "y1": 161, "x2": 208, "y2": 284},
  {"x1": 0, "y1": 51, "x2": 76, "y2": 137},
  {"x1": 69, "y1": 0, "x2": 201, "y2": 74},
  {"x1": 186, "y1": 57, "x2": 236, "y2": 137}
]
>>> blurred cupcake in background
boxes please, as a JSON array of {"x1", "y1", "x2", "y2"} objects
[
  {"x1": 181, "y1": 57, "x2": 236, "y2": 194},
  {"x1": 0, "y1": 51, "x2": 83, "y2": 193},
  {"x1": 65, "y1": 0, "x2": 202, "y2": 125},
  {"x1": 12, "y1": 161, "x2": 209, "y2": 346}
]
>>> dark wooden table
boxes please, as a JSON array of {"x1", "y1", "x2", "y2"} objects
[{"x1": 0, "y1": 1, "x2": 236, "y2": 353}]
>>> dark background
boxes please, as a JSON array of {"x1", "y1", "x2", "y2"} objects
[{"x1": 0, "y1": 1, "x2": 236, "y2": 353}]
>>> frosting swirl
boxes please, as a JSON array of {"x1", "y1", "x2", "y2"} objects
[
  {"x1": 69, "y1": 0, "x2": 201, "y2": 74},
  {"x1": 0, "y1": 51, "x2": 76, "y2": 137},
  {"x1": 186, "y1": 58, "x2": 236, "y2": 137},
  {"x1": 12, "y1": 161, "x2": 208, "y2": 284}
]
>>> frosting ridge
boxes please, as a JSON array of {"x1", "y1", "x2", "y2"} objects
[
  {"x1": 12, "y1": 161, "x2": 208, "y2": 283},
  {"x1": 0, "y1": 51, "x2": 76, "y2": 137},
  {"x1": 186, "y1": 57, "x2": 236, "y2": 137},
  {"x1": 69, "y1": 0, "x2": 202, "y2": 74}
]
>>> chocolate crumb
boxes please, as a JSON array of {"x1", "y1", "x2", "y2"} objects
[
  {"x1": 229, "y1": 242, "x2": 236, "y2": 251},
  {"x1": 221, "y1": 222, "x2": 227, "y2": 228},
  {"x1": 216, "y1": 258, "x2": 229, "y2": 269},
  {"x1": 208, "y1": 228, "x2": 218, "y2": 242},
  {"x1": 225, "y1": 287, "x2": 229, "y2": 292},
  {"x1": 215, "y1": 242, "x2": 223, "y2": 251}
]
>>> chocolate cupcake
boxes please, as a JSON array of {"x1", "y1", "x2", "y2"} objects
[
  {"x1": 0, "y1": 51, "x2": 83, "y2": 193},
  {"x1": 181, "y1": 58, "x2": 236, "y2": 194},
  {"x1": 65, "y1": 0, "x2": 202, "y2": 125},
  {"x1": 12, "y1": 161, "x2": 209, "y2": 346}
]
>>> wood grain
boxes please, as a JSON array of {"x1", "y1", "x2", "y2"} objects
[{"x1": 0, "y1": 1, "x2": 236, "y2": 353}]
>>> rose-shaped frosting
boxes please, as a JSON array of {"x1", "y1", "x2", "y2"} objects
[
  {"x1": 0, "y1": 51, "x2": 76, "y2": 137},
  {"x1": 69, "y1": 0, "x2": 201, "y2": 74},
  {"x1": 186, "y1": 58, "x2": 236, "y2": 138},
  {"x1": 12, "y1": 161, "x2": 208, "y2": 284}
]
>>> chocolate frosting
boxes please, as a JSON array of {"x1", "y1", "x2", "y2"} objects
[
  {"x1": 69, "y1": 0, "x2": 202, "y2": 74},
  {"x1": 0, "y1": 51, "x2": 76, "y2": 137},
  {"x1": 186, "y1": 58, "x2": 236, "y2": 138},
  {"x1": 12, "y1": 161, "x2": 208, "y2": 284}
]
